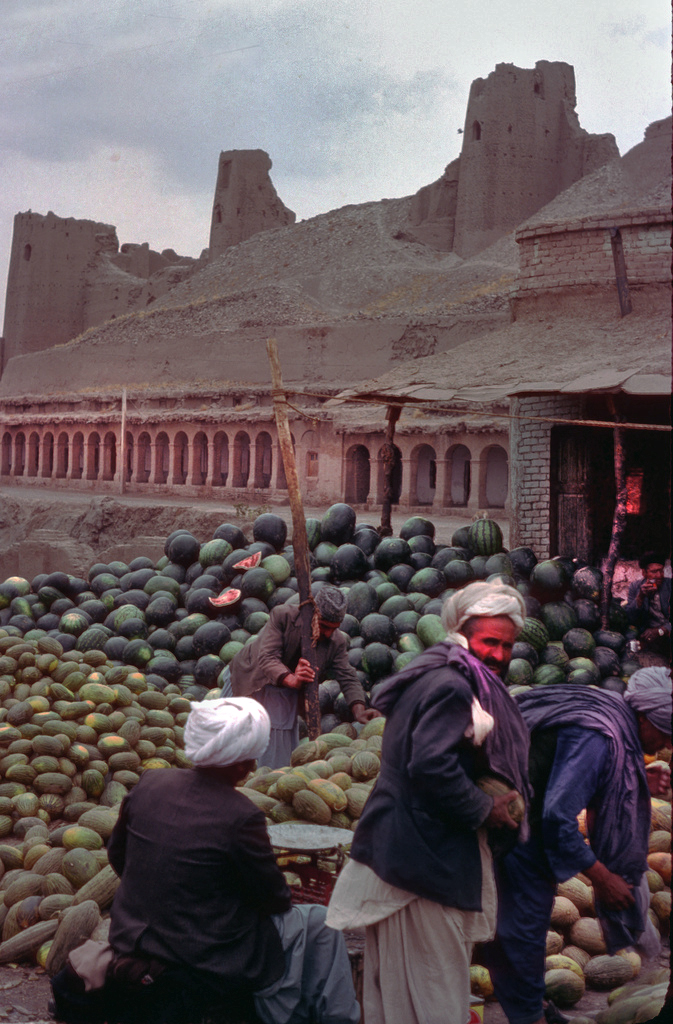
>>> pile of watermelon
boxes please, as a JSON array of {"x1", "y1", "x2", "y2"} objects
[{"x1": 0, "y1": 505, "x2": 647, "y2": 717}]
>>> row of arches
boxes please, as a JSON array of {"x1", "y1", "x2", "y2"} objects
[
  {"x1": 0, "y1": 428, "x2": 302, "y2": 491},
  {"x1": 344, "y1": 442, "x2": 508, "y2": 508}
]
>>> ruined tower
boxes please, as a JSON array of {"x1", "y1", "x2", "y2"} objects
[
  {"x1": 451, "y1": 61, "x2": 619, "y2": 258},
  {"x1": 208, "y1": 150, "x2": 296, "y2": 260}
]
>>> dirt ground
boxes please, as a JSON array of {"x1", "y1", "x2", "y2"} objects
[{"x1": 0, "y1": 944, "x2": 669, "y2": 1023}]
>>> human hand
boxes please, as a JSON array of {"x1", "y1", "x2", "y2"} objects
[
  {"x1": 585, "y1": 861, "x2": 635, "y2": 910},
  {"x1": 640, "y1": 627, "x2": 669, "y2": 644},
  {"x1": 294, "y1": 658, "x2": 316, "y2": 683},
  {"x1": 351, "y1": 703, "x2": 381, "y2": 724},
  {"x1": 483, "y1": 791, "x2": 520, "y2": 830},
  {"x1": 646, "y1": 761, "x2": 671, "y2": 797}
]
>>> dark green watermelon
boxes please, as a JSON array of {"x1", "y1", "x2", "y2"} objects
[
  {"x1": 451, "y1": 527, "x2": 472, "y2": 549},
  {"x1": 400, "y1": 516, "x2": 435, "y2": 540},
  {"x1": 239, "y1": 569, "x2": 276, "y2": 603},
  {"x1": 533, "y1": 664, "x2": 566, "y2": 686},
  {"x1": 374, "y1": 538, "x2": 411, "y2": 572},
  {"x1": 352, "y1": 527, "x2": 380, "y2": 557},
  {"x1": 508, "y1": 547, "x2": 538, "y2": 579},
  {"x1": 571, "y1": 566, "x2": 603, "y2": 602},
  {"x1": 541, "y1": 602, "x2": 578, "y2": 641},
  {"x1": 562, "y1": 628, "x2": 596, "y2": 659},
  {"x1": 593, "y1": 630, "x2": 625, "y2": 654},
  {"x1": 379, "y1": 595, "x2": 412, "y2": 619},
  {"x1": 572, "y1": 599, "x2": 601, "y2": 632},
  {"x1": 511, "y1": 641, "x2": 539, "y2": 666},
  {"x1": 407, "y1": 535, "x2": 435, "y2": 557},
  {"x1": 443, "y1": 561, "x2": 476, "y2": 587},
  {"x1": 408, "y1": 568, "x2": 447, "y2": 598},
  {"x1": 320, "y1": 504, "x2": 356, "y2": 546},
  {"x1": 361, "y1": 643, "x2": 394, "y2": 681},
  {"x1": 331, "y1": 544, "x2": 368, "y2": 581},
  {"x1": 253, "y1": 514, "x2": 287, "y2": 551},
  {"x1": 506, "y1": 659, "x2": 535, "y2": 686},
  {"x1": 360, "y1": 613, "x2": 396, "y2": 647},
  {"x1": 539, "y1": 643, "x2": 570, "y2": 670},
  {"x1": 167, "y1": 533, "x2": 201, "y2": 567},
  {"x1": 213, "y1": 524, "x2": 247, "y2": 549},
  {"x1": 468, "y1": 519, "x2": 503, "y2": 556},
  {"x1": 530, "y1": 560, "x2": 570, "y2": 601},
  {"x1": 305, "y1": 518, "x2": 322, "y2": 550},
  {"x1": 566, "y1": 658, "x2": 601, "y2": 685},
  {"x1": 593, "y1": 646, "x2": 621, "y2": 678},
  {"x1": 346, "y1": 582, "x2": 379, "y2": 621},
  {"x1": 517, "y1": 617, "x2": 549, "y2": 651},
  {"x1": 432, "y1": 547, "x2": 469, "y2": 570},
  {"x1": 387, "y1": 564, "x2": 416, "y2": 592},
  {"x1": 192, "y1": 621, "x2": 232, "y2": 657},
  {"x1": 469, "y1": 556, "x2": 490, "y2": 579}
]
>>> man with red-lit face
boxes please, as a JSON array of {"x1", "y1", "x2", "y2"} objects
[
  {"x1": 461, "y1": 615, "x2": 519, "y2": 679},
  {"x1": 626, "y1": 551, "x2": 671, "y2": 656}
]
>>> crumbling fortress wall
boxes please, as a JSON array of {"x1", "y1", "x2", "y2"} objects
[
  {"x1": 409, "y1": 61, "x2": 619, "y2": 256},
  {"x1": 1, "y1": 61, "x2": 620, "y2": 371},
  {"x1": 208, "y1": 149, "x2": 296, "y2": 258}
]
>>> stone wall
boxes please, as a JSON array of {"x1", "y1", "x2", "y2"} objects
[
  {"x1": 451, "y1": 61, "x2": 618, "y2": 259},
  {"x1": 208, "y1": 150, "x2": 295, "y2": 259},
  {"x1": 509, "y1": 394, "x2": 582, "y2": 557}
]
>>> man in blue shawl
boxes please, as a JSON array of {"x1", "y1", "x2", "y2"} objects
[
  {"x1": 482, "y1": 666, "x2": 672, "y2": 1024},
  {"x1": 327, "y1": 581, "x2": 532, "y2": 1024}
]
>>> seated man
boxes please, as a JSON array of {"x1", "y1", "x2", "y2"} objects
[
  {"x1": 51, "y1": 697, "x2": 360, "y2": 1024},
  {"x1": 625, "y1": 552, "x2": 671, "y2": 656}
]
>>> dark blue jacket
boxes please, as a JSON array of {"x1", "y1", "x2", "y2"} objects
[
  {"x1": 350, "y1": 656, "x2": 494, "y2": 911},
  {"x1": 625, "y1": 577, "x2": 671, "y2": 631}
]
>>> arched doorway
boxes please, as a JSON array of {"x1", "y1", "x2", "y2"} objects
[
  {"x1": 213, "y1": 432, "x2": 229, "y2": 486},
  {"x1": 155, "y1": 433, "x2": 169, "y2": 484},
  {"x1": 483, "y1": 445, "x2": 508, "y2": 508},
  {"x1": 445, "y1": 444, "x2": 471, "y2": 506},
  {"x1": 136, "y1": 433, "x2": 151, "y2": 483},
  {"x1": 42, "y1": 433, "x2": 55, "y2": 478},
  {"x1": 55, "y1": 432, "x2": 69, "y2": 479},
  {"x1": 1, "y1": 434, "x2": 11, "y2": 476},
  {"x1": 173, "y1": 432, "x2": 188, "y2": 485},
  {"x1": 191, "y1": 433, "x2": 208, "y2": 485},
  {"x1": 27, "y1": 433, "x2": 40, "y2": 477},
  {"x1": 86, "y1": 433, "x2": 100, "y2": 480},
  {"x1": 254, "y1": 432, "x2": 273, "y2": 489},
  {"x1": 13, "y1": 433, "x2": 26, "y2": 477},
  {"x1": 345, "y1": 445, "x2": 371, "y2": 504},
  {"x1": 411, "y1": 444, "x2": 437, "y2": 505},
  {"x1": 71, "y1": 433, "x2": 84, "y2": 480},
  {"x1": 233, "y1": 432, "x2": 250, "y2": 487},
  {"x1": 102, "y1": 432, "x2": 117, "y2": 481}
]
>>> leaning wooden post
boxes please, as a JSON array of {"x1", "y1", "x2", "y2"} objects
[
  {"x1": 600, "y1": 399, "x2": 628, "y2": 629},
  {"x1": 379, "y1": 403, "x2": 401, "y2": 537},
  {"x1": 266, "y1": 338, "x2": 321, "y2": 739},
  {"x1": 119, "y1": 388, "x2": 127, "y2": 495}
]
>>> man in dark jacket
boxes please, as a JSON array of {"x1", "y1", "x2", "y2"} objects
[
  {"x1": 52, "y1": 697, "x2": 360, "y2": 1024},
  {"x1": 327, "y1": 581, "x2": 531, "y2": 1024},
  {"x1": 226, "y1": 585, "x2": 379, "y2": 768},
  {"x1": 625, "y1": 552, "x2": 671, "y2": 657}
]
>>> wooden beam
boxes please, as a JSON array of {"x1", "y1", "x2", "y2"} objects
[
  {"x1": 600, "y1": 397, "x2": 628, "y2": 628},
  {"x1": 266, "y1": 338, "x2": 321, "y2": 739},
  {"x1": 378, "y1": 404, "x2": 401, "y2": 537}
]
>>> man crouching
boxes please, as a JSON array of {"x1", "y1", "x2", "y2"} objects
[{"x1": 51, "y1": 697, "x2": 360, "y2": 1024}]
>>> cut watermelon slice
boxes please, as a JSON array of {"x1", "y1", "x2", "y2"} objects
[
  {"x1": 233, "y1": 551, "x2": 263, "y2": 571},
  {"x1": 209, "y1": 588, "x2": 242, "y2": 608}
]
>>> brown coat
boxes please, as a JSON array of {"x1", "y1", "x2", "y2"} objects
[{"x1": 229, "y1": 603, "x2": 366, "y2": 707}]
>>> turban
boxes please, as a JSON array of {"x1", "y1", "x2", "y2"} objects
[
  {"x1": 441, "y1": 580, "x2": 526, "y2": 647},
  {"x1": 314, "y1": 584, "x2": 348, "y2": 623},
  {"x1": 184, "y1": 697, "x2": 270, "y2": 767},
  {"x1": 623, "y1": 667, "x2": 672, "y2": 735}
]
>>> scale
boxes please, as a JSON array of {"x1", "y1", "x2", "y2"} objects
[{"x1": 267, "y1": 823, "x2": 352, "y2": 905}]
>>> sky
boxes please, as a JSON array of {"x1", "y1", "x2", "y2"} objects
[{"x1": 1, "y1": 0, "x2": 670, "y2": 326}]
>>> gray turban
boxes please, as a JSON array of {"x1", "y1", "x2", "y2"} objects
[
  {"x1": 184, "y1": 697, "x2": 270, "y2": 767},
  {"x1": 441, "y1": 580, "x2": 526, "y2": 648},
  {"x1": 624, "y1": 667, "x2": 672, "y2": 735},
  {"x1": 314, "y1": 585, "x2": 348, "y2": 623}
]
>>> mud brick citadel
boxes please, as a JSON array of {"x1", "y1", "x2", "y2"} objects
[{"x1": 1, "y1": 60, "x2": 670, "y2": 564}]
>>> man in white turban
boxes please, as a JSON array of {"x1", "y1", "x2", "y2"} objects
[
  {"x1": 327, "y1": 579, "x2": 531, "y2": 1024},
  {"x1": 52, "y1": 698, "x2": 360, "y2": 1024}
]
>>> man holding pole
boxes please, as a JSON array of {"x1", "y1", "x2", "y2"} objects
[{"x1": 224, "y1": 585, "x2": 380, "y2": 768}]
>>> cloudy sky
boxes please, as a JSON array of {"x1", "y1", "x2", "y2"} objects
[{"x1": 1, "y1": 0, "x2": 669, "y2": 323}]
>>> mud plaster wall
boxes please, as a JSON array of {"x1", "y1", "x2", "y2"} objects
[
  {"x1": 209, "y1": 150, "x2": 296, "y2": 259},
  {"x1": 452, "y1": 61, "x2": 618, "y2": 259}
]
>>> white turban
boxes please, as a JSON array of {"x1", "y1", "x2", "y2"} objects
[
  {"x1": 184, "y1": 697, "x2": 270, "y2": 767},
  {"x1": 624, "y1": 667, "x2": 672, "y2": 735},
  {"x1": 441, "y1": 580, "x2": 526, "y2": 648}
]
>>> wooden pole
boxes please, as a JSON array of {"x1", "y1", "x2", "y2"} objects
[
  {"x1": 379, "y1": 404, "x2": 401, "y2": 537},
  {"x1": 600, "y1": 398, "x2": 628, "y2": 628},
  {"x1": 119, "y1": 388, "x2": 127, "y2": 496},
  {"x1": 266, "y1": 338, "x2": 321, "y2": 739}
]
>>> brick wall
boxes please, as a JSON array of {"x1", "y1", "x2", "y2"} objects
[
  {"x1": 516, "y1": 209, "x2": 671, "y2": 295},
  {"x1": 509, "y1": 394, "x2": 582, "y2": 557}
]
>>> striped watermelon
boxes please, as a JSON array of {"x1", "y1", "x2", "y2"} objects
[
  {"x1": 517, "y1": 617, "x2": 549, "y2": 652},
  {"x1": 468, "y1": 520, "x2": 503, "y2": 556}
]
